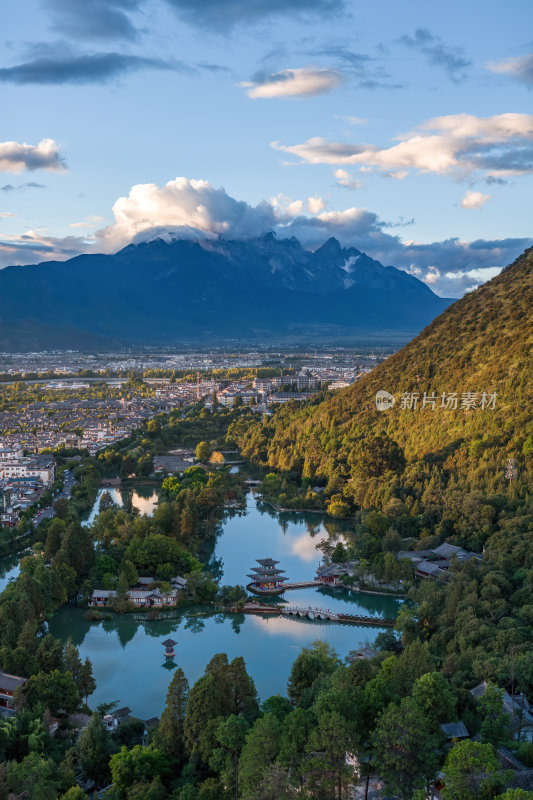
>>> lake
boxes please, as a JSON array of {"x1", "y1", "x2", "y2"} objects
[
  {"x1": 50, "y1": 492, "x2": 401, "y2": 719},
  {"x1": 82, "y1": 486, "x2": 160, "y2": 525},
  {"x1": 0, "y1": 552, "x2": 21, "y2": 593}
]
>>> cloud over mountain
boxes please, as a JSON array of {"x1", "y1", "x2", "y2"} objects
[
  {"x1": 241, "y1": 68, "x2": 343, "y2": 98},
  {"x1": 97, "y1": 177, "x2": 278, "y2": 250},
  {"x1": 0, "y1": 139, "x2": 67, "y2": 173},
  {"x1": 0, "y1": 176, "x2": 529, "y2": 298}
]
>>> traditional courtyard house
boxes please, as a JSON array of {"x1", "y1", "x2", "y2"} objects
[
  {"x1": 397, "y1": 544, "x2": 482, "y2": 581},
  {"x1": 471, "y1": 681, "x2": 533, "y2": 741},
  {"x1": 348, "y1": 646, "x2": 377, "y2": 661},
  {"x1": 440, "y1": 721, "x2": 470, "y2": 742},
  {"x1": 316, "y1": 561, "x2": 358, "y2": 585},
  {"x1": 0, "y1": 669, "x2": 26, "y2": 716},
  {"x1": 89, "y1": 588, "x2": 178, "y2": 608}
]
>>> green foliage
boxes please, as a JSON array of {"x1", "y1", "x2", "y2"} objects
[
  {"x1": 110, "y1": 745, "x2": 170, "y2": 798},
  {"x1": 23, "y1": 669, "x2": 80, "y2": 714},
  {"x1": 78, "y1": 713, "x2": 111, "y2": 785},
  {"x1": 478, "y1": 683, "x2": 511, "y2": 749},
  {"x1": 238, "y1": 713, "x2": 282, "y2": 798},
  {"x1": 6, "y1": 752, "x2": 60, "y2": 800},
  {"x1": 153, "y1": 667, "x2": 189, "y2": 765},
  {"x1": 287, "y1": 640, "x2": 339, "y2": 707},
  {"x1": 442, "y1": 740, "x2": 499, "y2": 800},
  {"x1": 372, "y1": 697, "x2": 441, "y2": 800}
]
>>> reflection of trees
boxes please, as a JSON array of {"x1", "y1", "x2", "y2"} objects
[
  {"x1": 305, "y1": 520, "x2": 321, "y2": 537},
  {"x1": 183, "y1": 614, "x2": 206, "y2": 633},
  {"x1": 255, "y1": 501, "x2": 278, "y2": 520},
  {"x1": 323, "y1": 519, "x2": 355, "y2": 540},
  {"x1": 230, "y1": 613, "x2": 244, "y2": 634},
  {"x1": 120, "y1": 490, "x2": 133, "y2": 515},
  {"x1": 224, "y1": 507, "x2": 247, "y2": 520},
  {"x1": 117, "y1": 617, "x2": 138, "y2": 647},
  {"x1": 316, "y1": 586, "x2": 401, "y2": 617},
  {"x1": 205, "y1": 555, "x2": 224, "y2": 580},
  {"x1": 52, "y1": 613, "x2": 89, "y2": 647},
  {"x1": 142, "y1": 620, "x2": 181, "y2": 638}
]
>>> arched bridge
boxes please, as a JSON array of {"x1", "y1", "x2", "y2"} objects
[{"x1": 281, "y1": 605, "x2": 395, "y2": 627}]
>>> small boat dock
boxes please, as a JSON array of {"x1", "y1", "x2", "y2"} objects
[{"x1": 234, "y1": 602, "x2": 282, "y2": 615}]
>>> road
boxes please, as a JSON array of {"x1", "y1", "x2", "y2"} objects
[{"x1": 32, "y1": 471, "x2": 77, "y2": 526}]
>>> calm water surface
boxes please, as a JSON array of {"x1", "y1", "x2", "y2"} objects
[
  {"x1": 51, "y1": 493, "x2": 401, "y2": 719},
  {"x1": 82, "y1": 486, "x2": 160, "y2": 525},
  {"x1": 0, "y1": 553, "x2": 21, "y2": 593}
]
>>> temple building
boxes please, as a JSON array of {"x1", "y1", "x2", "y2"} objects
[{"x1": 247, "y1": 557, "x2": 288, "y2": 596}]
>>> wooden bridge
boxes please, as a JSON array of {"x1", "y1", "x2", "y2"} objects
[{"x1": 281, "y1": 605, "x2": 395, "y2": 627}]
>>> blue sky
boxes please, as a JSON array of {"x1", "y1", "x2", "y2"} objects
[{"x1": 1, "y1": 0, "x2": 533, "y2": 295}]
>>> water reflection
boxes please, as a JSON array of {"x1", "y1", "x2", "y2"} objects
[
  {"x1": 50, "y1": 493, "x2": 401, "y2": 718},
  {"x1": 83, "y1": 486, "x2": 160, "y2": 526},
  {"x1": 0, "y1": 553, "x2": 22, "y2": 593}
]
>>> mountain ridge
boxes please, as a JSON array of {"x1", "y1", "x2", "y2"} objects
[{"x1": 0, "y1": 233, "x2": 452, "y2": 351}]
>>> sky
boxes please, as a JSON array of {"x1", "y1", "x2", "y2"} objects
[{"x1": 1, "y1": 0, "x2": 533, "y2": 296}]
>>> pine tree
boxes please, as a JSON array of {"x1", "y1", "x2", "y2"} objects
[
  {"x1": 78, "y1": 713, "x2": 111, "y2": 785},
  {"x1": 63, "y1": 638, "x2": 83, "y2": 687},
  {"x1": 79, "y1": 658, "x2": 97, "y2": 706},
  {"x1": 153, "y1": 667, "x2": 189, "y2": 765}
]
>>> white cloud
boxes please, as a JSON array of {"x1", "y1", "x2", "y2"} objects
[
  {"x1": 307, "y1": 195, "x2": 326, "y2": 213},
  {"x1": 0, "y1": 228, "x2": 87, "y2": 268},
  {"x1": 334, "y1": 168, "x2": 363, "y2": 189},
  {"x1": 69, "y1": 215, "x2": 105, "y2": 228},
  {"x1": 270, "y1": 193, "x2": 304, "y2": 217},
  {"x1": 98, "y1": 177, "x2": 277, "y2": 250},
  {"x1": 272, "y1": 113, "x2": 533, "y2": 180},
  {"x1": 385, "y1": 170, "x2": 408, "y2": 180},
  {"x1": 0, "y1": 139, "x2": 67, "y2": 173},
  {"x1": 487, "y1": 53, "x2": 533, "y2": 86},
  {"x1": 460, "y1": 190, "x2": 491, "y2": 209},
  {"x1": 240, "y1": 67, "x2": 343, "y2": 99},
  {"x1": 334, "y1": 115, "x2": 367, "y2": 125},
  {"x1": 0, "y1": 212, "x2": 15, "y2": 217}
]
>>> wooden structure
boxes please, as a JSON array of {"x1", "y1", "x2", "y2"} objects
[
  {"x1": 162, "y1": 638, "x2": 177, "y2": 658},
  {"x1": 247, "y1": 557, "x2": 288, "y2": 596}
]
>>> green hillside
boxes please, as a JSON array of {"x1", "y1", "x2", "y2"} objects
[
  {"x1": 236, "y1": 246, "x2": 532, "y2": 538},
  {"x1": 233, "y1": 249, "x2": 533, "y2": 692}
]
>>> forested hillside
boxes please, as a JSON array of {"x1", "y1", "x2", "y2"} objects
[
  {"x1": 234, "y1": 246, "x2": 532, "y2": 522},
  {"x1": 233, "y1": 248, "x2": 533, "y2": 694}
]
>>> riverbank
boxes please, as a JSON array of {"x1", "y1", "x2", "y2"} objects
[{"x1": 348, "y1": 583, "x2": 406, "y2": 597}]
